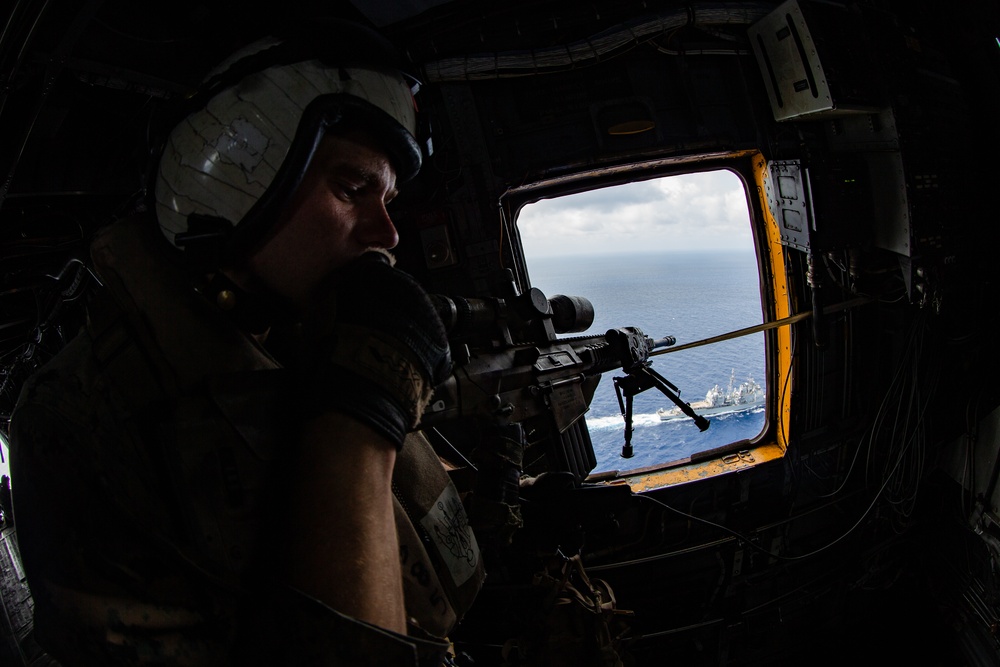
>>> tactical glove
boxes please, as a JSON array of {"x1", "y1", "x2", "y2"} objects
[{"x1": 298, "y1": 252, "x2": 452, "y2": 449}]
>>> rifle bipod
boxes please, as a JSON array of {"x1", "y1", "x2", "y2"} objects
[{"x1": 612, "y1": 364, "x2": 710, "y2": 458}]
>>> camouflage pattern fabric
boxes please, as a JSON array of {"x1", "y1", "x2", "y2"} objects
[{"x1": 9, "y1": 216, "x2": 474, "y2": 665}]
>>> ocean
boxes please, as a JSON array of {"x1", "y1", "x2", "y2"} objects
[{"x1": 525, "y1": 251, "x2": 767, "y2": 472}]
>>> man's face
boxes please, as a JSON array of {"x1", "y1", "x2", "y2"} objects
[{"x1": 243, "y1": 131, "x2": 400, "y2": 314}]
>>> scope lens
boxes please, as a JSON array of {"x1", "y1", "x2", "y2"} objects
[{"x1": 549, "y1": 294, "x2": 595, "y2": 333}]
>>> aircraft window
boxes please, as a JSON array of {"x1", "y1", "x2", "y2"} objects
[{"x1": 517, "y1": 169, "x2": 765, "y2": 472}]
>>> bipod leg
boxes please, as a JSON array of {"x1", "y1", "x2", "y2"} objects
[
  {"x1": 613, "y1": 376, "x2": 637, "y2": 458},
  {"x1": 640, "y1": 366, "x2": 710, "y2": 432}
]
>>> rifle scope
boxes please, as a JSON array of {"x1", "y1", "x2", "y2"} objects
[{"x1": 430, "y1": 290, "x2": 595, "y2": 338}]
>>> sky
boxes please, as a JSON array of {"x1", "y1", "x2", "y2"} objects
[{"x1": 516, "y1": 169, "x2": 752, "y2": 258}]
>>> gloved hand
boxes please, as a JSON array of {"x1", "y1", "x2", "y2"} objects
[{"x1": 297, "y1": 251, "x2": 452, "y2": 449}]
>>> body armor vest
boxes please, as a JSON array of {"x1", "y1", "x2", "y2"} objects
[{"x1": 83, "y1": 216, "x2": 483, "y2": 642}]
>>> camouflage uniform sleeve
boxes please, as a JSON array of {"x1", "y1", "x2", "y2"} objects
[{"x1": 10, "y1": 336, "x2": 450, "y2": 666}]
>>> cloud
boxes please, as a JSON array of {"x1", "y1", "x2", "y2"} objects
[{"x1": 517, "y1": 169, "x2": 751, "y2": 257}]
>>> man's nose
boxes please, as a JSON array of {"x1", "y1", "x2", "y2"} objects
[{"x1": 359, "y1": 202, "x2": 399, "y2": 250}]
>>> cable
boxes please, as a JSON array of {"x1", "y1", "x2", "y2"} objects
[
  {"x1": 423, "y1": 2, "x2": 774, "y2": 81},
  {"x1": 624, "y1": 442, "x2": 918, "y2": 565}
]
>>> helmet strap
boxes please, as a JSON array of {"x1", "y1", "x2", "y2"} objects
[{"x1": 175, "y1": 213, "x2": 234, "y2": 273}]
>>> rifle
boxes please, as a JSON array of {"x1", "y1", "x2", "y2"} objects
[{"x1": 421, "y1": 284, "x2": 709, "y2": 480}]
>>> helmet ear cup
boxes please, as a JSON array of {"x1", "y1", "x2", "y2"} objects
[{"x1": 151, "y1": 19, "x2": 425, "y2": 259}]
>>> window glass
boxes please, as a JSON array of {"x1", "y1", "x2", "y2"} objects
[{"x1": 517, "y1": 170, "x2": 765, "y2": 472}]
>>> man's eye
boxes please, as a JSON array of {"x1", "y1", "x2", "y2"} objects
[{"x1": 334, "y1": 182, "x2": 361, "y2": 199}]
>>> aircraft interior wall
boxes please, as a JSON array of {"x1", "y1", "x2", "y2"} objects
[{"x1": 0, "y1": 0, "x2": 998, "y2": 665}]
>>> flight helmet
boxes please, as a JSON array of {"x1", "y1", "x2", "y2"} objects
[{"x1": 154, "y1": 19, "x2": 423, "y2": 262}]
